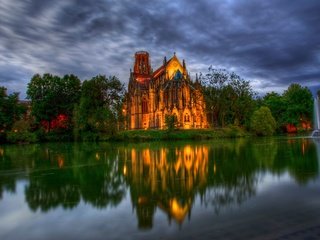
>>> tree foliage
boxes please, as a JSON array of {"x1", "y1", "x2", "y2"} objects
[
  {"x1": 0, "y1": 87, "x2": 26, "y2": 131},
  {"x1": 282, "y1": 83, "x2": 313, "y2": 125},
  {"x1": 201, "y1": 67, "x2": 255, "y2": 127},
  {"x1": 251, "y1": 106, "x2": 276, "y2": 136},
  {"x1": 261, "y1": 92, "x2": 286, "y2": 129},
  {"x1": 165, "y1": 114, "x2": 178, "y2": 131},
  {"x1": 259, "y1": 83, "x2": 313, "y2": 132},
  {"x1": 27, "y1": 73, "x2": 81, "y2": 131},
  {"x1": 73, "y1": 75, "x2": 125, "y2": 138}
]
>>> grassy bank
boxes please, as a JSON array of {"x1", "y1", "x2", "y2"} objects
[
  {"x1": 3, "y1": 126, "x2": 249, "y2": 144},
  {"x1": 112, "y1": 126, "x2": 249, "y2": 141}
]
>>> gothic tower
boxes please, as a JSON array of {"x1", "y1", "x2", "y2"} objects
[{"x1": 133, "y1": 51, "x2": 151, "y2": 77}]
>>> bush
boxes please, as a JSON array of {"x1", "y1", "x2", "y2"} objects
[
  {"x1": 7, "y1": 119, "x2": 38, "y2": 143},
  {"x1": 223, "y1": 125, "x2": 247, "y2": 138},
  {"x1": 250, "y1": 106, "x2": 276, "y2": 136},
  {"x1": 44, "y1": 131, "x2": 73, "y2": 142},
  {"x1": 6, "y1": 131, "x2": 38, "y2": 143},
  {"x1": 165, "y1": 114, "x2": 178, "y2": 132}
]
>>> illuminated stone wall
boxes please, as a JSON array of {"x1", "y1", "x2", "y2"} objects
[{"x1": 125, "y1": 51, "x2": 208, "y2": 129}]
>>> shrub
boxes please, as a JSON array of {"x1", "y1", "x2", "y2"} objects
[
  {"x1": 6, "y1": 131, "x2": 38, "y2": 143},
  {"x1": 7, "y1": 119, "x2": 38, "y2": 143},
  {"x1": 165, "y1": 114, "x2": 178, "y2": 131},
  {"x1": 250, "y1": 106, "x2": 276, "y2": 136}
]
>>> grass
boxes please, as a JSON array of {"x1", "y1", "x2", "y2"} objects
[
  {"x1": 2, "y1": 126, "x2": 250, "y2": 144},
  {"x1": 112, "y1": 126, "x2": 249, "y2": 142}
]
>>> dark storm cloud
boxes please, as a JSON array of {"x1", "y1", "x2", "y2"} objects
[{"x1": 0, "y1": 0, "x2": 319, "y2": 98}]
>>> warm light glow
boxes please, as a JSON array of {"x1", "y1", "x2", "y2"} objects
[
  {"x1": 131, "y1": 149, "x2": 136, "y2": 165},
  {"x1": 95, "y1": 153, "x2": 100, "y2": 160},
  {"x1": 126, "y1": 145, "x2": 209, "y2": 224},
  {"x1": 184, "y1": 146, "x2": 193, "y2": 170},
  {"x1": 143, "y1": 149, "x2": 151, "y2": 165},
  {"x1": 166, "y1": 58, "x2": 184, "y2": 80},
  {"x1": 57, "y1": 155, "x2": 64, "y2": 168},
  {"x1": 0, "y1": 148, "x2": 3, "y2": 156},
  {"x1": 169, "y1": 198, "x2": 190, "y2": 223},
  {"x1": 174, "y1": 159, "x2": 181, "y2": 173},
  {"x1": 136, "y1": 77, "x2": 150, "y2": 83},
  {"x1": 138, "y1": 196, "x2": 148, "y2": 204}
]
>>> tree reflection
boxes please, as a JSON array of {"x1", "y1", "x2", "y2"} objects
[
  {"x1": 272, "y1": 138, "x2": 318, "y2": 183},
  {"x1": 0, "y1": 138, "x2": 318, "y2": 229},
  {"x1": 0, "y1": 143, "x2": 126, "y2": 212},
  {"x1": 0, "y1": 147, "x2": 15, "y2": 199}
]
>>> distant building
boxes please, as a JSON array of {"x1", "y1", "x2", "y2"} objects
[{"x1": 124, "y1": 51, "x2": 208, "y2": 129}]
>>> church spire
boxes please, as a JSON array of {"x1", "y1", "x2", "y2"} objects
[{"x1": 133, "y1": 51, "x2": 151, "y2": 75}]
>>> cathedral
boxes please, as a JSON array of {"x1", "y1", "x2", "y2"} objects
[{"x1": 124, "y1": 51, "x2": 208, "y2": 130}]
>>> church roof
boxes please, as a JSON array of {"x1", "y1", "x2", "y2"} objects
[
  {"x1": 152, "y1": 65, "x2": 165, "y2": 78},
  {"x1": 134, "y1": 52, "x2": 186, "y2": 83},
  {"x1": 152, "y1": 55, "x2": 176, "y2": 78}
]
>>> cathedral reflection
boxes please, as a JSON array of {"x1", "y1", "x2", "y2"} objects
[{"x1": 122, "y1": 145, "x2": 209, "y2": 228}]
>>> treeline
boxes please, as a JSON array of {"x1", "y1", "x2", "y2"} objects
[
  {"x1": 0, "y1": 69, "x2": 318, "y2": 143},
  {"x1": 201, "y1": 67, "x2": 316, "y2": 136},
  {"x1": 0, "y1": 73, "x2": 125, "y2": 143}
]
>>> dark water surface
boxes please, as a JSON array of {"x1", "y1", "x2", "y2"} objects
[{"x1": 1, "y1": 137, "x2": 320, "y2": 239}]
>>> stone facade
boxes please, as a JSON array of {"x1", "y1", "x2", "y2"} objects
[{"x1": 124, "y1": 51, "x2": 208, "y2": 129}]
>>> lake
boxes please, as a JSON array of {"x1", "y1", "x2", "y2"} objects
[{"x1": 1, "y1": 137, "x2": 320, "y2": 239}]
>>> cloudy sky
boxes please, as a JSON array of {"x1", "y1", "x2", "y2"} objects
[{"x1": 1, "y1": 0, "x2": 319, "y2": 98}]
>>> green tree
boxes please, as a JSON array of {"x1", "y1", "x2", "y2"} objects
[
  {"x1": 27, "y1": 73, "x2": 81, "y2": 131},
  {"x1": 202, "y1": 67, "x2": 255, "y2": 127},
  {"x1": 282, "y1": 83, "x2": 313, "y2": 126},
  {"x1": 250, "y1": 106, "x2": 276, "y2": 136},
  {"x1": 229, "y1": 72, "x2": 255, "y2": 127},
  {"x1": 202, "y1": 68, "x2": 229, "y2": 127},
  {"x1": 74, "y1": 75, "x2": 125, "y2": 139},
  {"x1": 261, "y1": 92, "x2": 286, "y2": 130},
  {"x1": 164, "y1": 114, "x2": 178, "y2": 131},
  {"x1": 0, "y1": 87, "x2": 26, "y2": 131},
  {"x1": 7, "y1": 119, "x2": 38, "y2": 143}
]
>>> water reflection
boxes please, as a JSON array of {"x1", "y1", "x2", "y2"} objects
[
  {"x1": 122, "y1": 145, "x2": 209, "y2": 228},
  {"x1": 0, "y1": 138, "x2": 319, "y2": 230}
]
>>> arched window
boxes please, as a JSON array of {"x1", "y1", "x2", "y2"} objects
[
  {"x1": 142, "y1": 98, "x2": 148, "y2": 113},
  {"x1": 156, "y1": 114, "x2": 160, "y2": 127},
  {"x1": 174, "y1": 70, "x2": 182, "y2": 80},
  {"x1": 164, "y1": 92, "x2": 168, "y2": 107},
  {"x1": 185, "y1": 113, "x2": 190, "y2": 122}
]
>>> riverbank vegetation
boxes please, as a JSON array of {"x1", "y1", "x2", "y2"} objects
[
  {"x1": 0, "y1": 69, "x2": 318, "y2": 144},
  {"x1": 114, "y1": 126, "x2": 248, "y2": 141}
]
